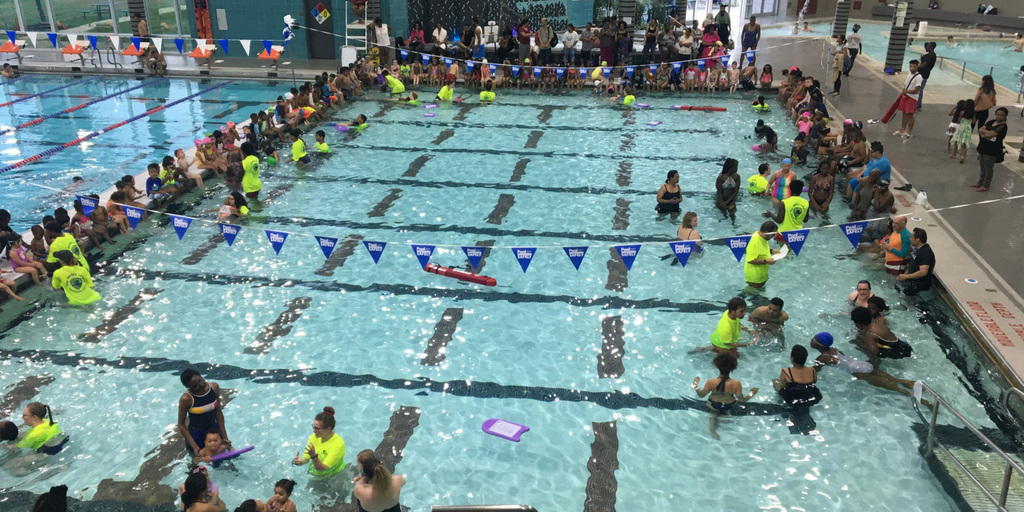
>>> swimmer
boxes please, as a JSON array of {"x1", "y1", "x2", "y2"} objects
[
  {"x1": 266, "y1": 479, "x2": 297, "y2": 512},
  {"x1": 435, "y1": 78, "x2": 463, "y2": 102},
  {"x1": 610, "y1": 86, "x2": 637, "y2": 105},
  {"x1": 203, "y1": 191, "x2": 249, "y2": 220},
  {"x1": 946, "y1": 36, "x2": 958, "y2": 48},
  {"x1": 177, "y1": 368, "x2": 230, "y2": 455},
  {"x1": 264, "y1": 146, "x2": 279, "y2": 166},
  {"x1": 380, "y1": 69, "x2": 405, "y2": 95},
  {"x1": 286, "y1": 129, "x2": 310, "y2": 165},
  {"x1": 397, "y1": 91, "x2": 420, "y2": 105},
  {"x1": 747, "y1": 163, "x2": 770, "y2": 195},
  {"x1": 0, "y1": 419, "x2": 16, "y2": 443},
  {"x1": 811, "y1": 332, "x2": 924, "y2": 402},
  {"x1": 848, "y1": 280, "x2": 875, "y2": 307},
  {"x1": 193, "y1": 427, "x2": 228, "y2": 463},
  {"x1": 479, "y1": 80, "x2": 496, "y2": 102},
  {"x1": 751, "y1": 95, "x2": 770, "y2": 111},
  {"x1": 853, "y1": 306, "x2": 912, "y2": 359},
  {"x1": 692, "y1": 353, "x2": 759, "y2": 440},
  {"x1": 1, "y1": 402, "x2": 66, "y2": 476},
  {"x1": 772, "y1": 345, "x2": 822, "y2": 407},
  {"x1": 1005, "y1": 33, "x2": 1024, "y2": 52},
  {"x1": 179, "y1": 468, "x2": 226, "y2": 512},
  {"x1": 749, "y1": 297, "x2": 789, "y2": 326},
  {"x1": 765, "y1": 158, "x2": 796, "y2": 206},
  {"x1": 690, "y1": 297, "x2": 757, "y2": 358},
  {"x1": 314, "y1": 130, "x2": 332, "y2": 155}
]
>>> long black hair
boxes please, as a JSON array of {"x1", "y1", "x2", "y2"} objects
[{"x1": 721, "y1": 158, "x2": 739, "y2": 175}]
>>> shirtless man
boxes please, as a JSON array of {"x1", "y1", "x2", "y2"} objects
[
  {"x1": 748, "y1": 297, "x2": 788, "y2": 343},
  {"x1": 1005, "y1": 33, "x2": 1024, "y2": 52}
]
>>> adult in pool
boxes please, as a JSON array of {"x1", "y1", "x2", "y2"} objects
[
  {"x1": 241, "y1": 142, "x2": 262, "y2": 200},
  {"x1": 744, "y1": 221, "x2": 779, "y2": 289},
  {"x1": 691, "y1": 297, "x2": 757, "y2": 358},
  {"x1": 852, "y1": 306, "x2": 912, "y2": 360},
  {"x1": 773, "y1": 345, "x2": 822, "y2": 407},
  {"x1": 2, "y1": 402, "x2": 67, "y2": 476},
  {"x1": 293, "y1": 406, "x2": 346, "y2": 478},
  {"x1": 655, "y1": 170, "x2": 682, "y2": 216},
  {"x1": 763, "y1": 179, "x2": 808, "y2": 246},
  {"x1": 810, "y1": 333, "x2": 922, "y2": 401},
  {"x1": 177, "y1": 368, "x2": 230, "y2": 455},
  {"x1": 180, "y1": 469, "x2": 227, "y2": 512},
  {"x1": 714, "y1": 158, "x2": 740, "y2": 222},
  {"x1": 676, "y1": 211, "x2": 703, "y2": 251},
  {"x1": 51, "y1": 250, "x2": 101, "y2": 306},
  {"x1": 848, "y1": 280, "x2": 875, "y2": 308},
  {"x1": 749, "y1": 297, "x2": 789, "y2": 326},
  {"x1": 693, "y1": 353, "x2": 759, "y2": 440},
  {"x1": 352, "y1": 449, "x2": 406, "y2": 512}
]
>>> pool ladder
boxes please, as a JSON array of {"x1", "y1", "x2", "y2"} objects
[{"x1": 912, "y1": 382, "x2": 1024, "y2": 511}]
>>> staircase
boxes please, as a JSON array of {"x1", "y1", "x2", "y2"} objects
[{"x1": 619, "y1": 0, "x2": 638, "y2": 27}]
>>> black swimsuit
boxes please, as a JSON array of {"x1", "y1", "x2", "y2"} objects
[
  {"x1": 778, "y1": 368, "x2": 822, "y2": 407},
  {"x1": 709, "y1": 378, "x2": 734, "y2": 412},
  {"x1": 656, "y1": 187, "x2": 682, "y2": 213},
  {"x1": 358, "y1": 503, "x2": 401, "y2": 512}
]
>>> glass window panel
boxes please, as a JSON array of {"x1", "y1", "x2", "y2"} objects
[
  {"x1": 0, "y1": 0, "x2": 17, "y2": 31},
  {"x1": 20, "y1": 0, "x2": 54, "y2": 32},
  {"x1": 47, "y1": 0, "x2": 115, "y2": 33},
  {"x1": 145, "y1": 0, "x2": 179, "y2": 35}
]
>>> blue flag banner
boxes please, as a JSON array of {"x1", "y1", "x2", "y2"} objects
[
  {"x1": 411, "y1": 244, "x2": 435, "y2": 268},
  {"x1": 696, "y1": 58, "x2": 706, "y2": 70},
  {"x1": 725, "y1": 235, "x2": 750, "y2": 262},
  {"x1": 783, "y1": 229, "x2": 810, "y2": 256},
  {"x1": 76, "y1": 195, "x2": 97, "y2": 217},
  {"x1": 443, "y1": 57, "x2": 453, "y2": 67},
  {"x1": 489, "y1": 64, "x2": 497, "y2": 74},
  {"x1": 668, "y1": 241, "x2": 697, "y2": 267},
  {"x1": 672, "y1": 62, "x2": 682, "y2": 72},
  {"x1": 532, "y1": 67, "x2": 540, "y2": 78},
  {"x1": 840, "y1": 221, "x2": 868, "y2": 248},
  {"x1": 315, "y1": 236, "x2": 338, "y2": 258},
  {"x1": 615, "y1": 244, "x2": 641, "y2": 270},
  {"x1": 648, "y1": 64, "x2": 658, "y2": 74},
  {"x1": 400, "y1": 49, "x2": 409, "y2": 60},
  {"x1": 174, "y1": 38, "x2": 184, "y2": 53},
  {"x1": 87, "y1": 35, "x2": 98, "y2": 49},
  {"x1": 123, "y1": 206, "x2": 144, "y2": 230},
  {"x1": 512, "y1": 65, "x2": 521, "y2": 76},
  {"x1": 462, "y1": 246, "x2": 485, "y2": 270},
  {"x1": 363, "y1": 240, "x2": 386, "y2": 264},
  {"x1": 720, "y1": 55, "x2": 729, "y2": 67},
  {"x1": 217, "y1": 39, "x2": 229, "y2": 54},
  {"x1": 467, "y1": 61, "x2": 475, "y2": 71},
  {"x1": 556, "y1": 67, "x2": 565, "y2": 79},
  {"x1": 219, "y1": 223, "x2": 240, "y2": 246},
  {"x1": 421, "y1": 53, "x2": 430, "y2": 65},
  {"x1": 47, "y1": 33, "x2": 57, "y2": 48},
  {"x1": 602, "y1": 67, "x2": 610, "y2": 78},
  {"x1": 579, "y1": 67, "x2": 587, "y2": 77},
  {"x1": 5, "y1": 31, "x2": 14, "y2": 44},
  {"x1": 745, "y1": 50, "x2": 755, "y2": 62},
  {"x1": 262, "y1": 40, "x2": 272, "y2": 55},
  {"x1": 265, "y1": 230, "x2": 288, "y2": 255},
  {"x1": 512, "y1": 247, "x2": 536, "y2": 273},
  {"x1": 563, "y1": 246, "x2": 588, "y2": 270},
  {"x1": 625, "y1": 66, "x2": 635, "y2": 78},
  {"x1": 169, "y1": 215, "x2": 192, "y2": 240},
  {"x1": 131, "y1": 37, "x2": 141, "y2": 51}
]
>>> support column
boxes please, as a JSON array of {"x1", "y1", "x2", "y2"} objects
[
  {"x1": 883, "y1": 0, "x2": 914, "y2": 73},
  {"x1": 832, "y1": 0, "x2": 851, "y2": 39}
]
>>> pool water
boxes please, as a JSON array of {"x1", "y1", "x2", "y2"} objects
[
  {"x1": 0, "y1": 78, "x2": 1001, "y2": 511},
  {"x1": 918, "y1": 40, "x2": 1024, "y2": 92}
]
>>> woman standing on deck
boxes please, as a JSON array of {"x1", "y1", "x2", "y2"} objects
[{"x1": 972, "y1": 75, "x2": 997, "y2": 129}]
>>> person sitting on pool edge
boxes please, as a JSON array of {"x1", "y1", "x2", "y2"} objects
[
  {"x1": 51, "y1": 250, "x2": 101, "y2": 306},
  {"x1": 692, "y1": 353, "x2": 758, "y2": 440},
  {"x1": 177, "y1": 368, "x2": 231, "y2": 455}
]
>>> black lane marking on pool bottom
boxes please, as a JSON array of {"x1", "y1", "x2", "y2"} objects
[
  {"x1": 373, "y1": 102, "x2": 397, "y2": 118},
  {"x1": 431, "y1": 128, "x2": 455, "y2": 145},
  {"x1": 367, "y1": 188, "x2": 403, "y2": 217},
  {"x1": 0, "y1": 374, "x2": 55, "y2": 416},
  {"x1": 606, "y1": 247, "x2": 629, "y2": 293},
  {"x1": 244, "y1": 297, "x2": 313, "y2": 354},
  {"x1": 616, "y1": 161, "x2": 632, "y2": 187},
  {"x1": 98, "y1": 268, "x2": 724, "y2": 314},
  {"x1": 598, "y1": 316, "x2": 626, "y2": 379},
  {"x1": 612, "y1": 198, "x2": 632, "y2": 230},
  {"x1": 212, "y1": 101, "x2": 266, "y2": 119},
  {"x1": 78, "y1": 288, "x2": 163, "y2": 343},
  {"x1": 485, "y1": 194, "x2": 516, "y2": 225},
  {"x1": 453, "y1": 104, "x2": 476, "y2": 121},
  {"x1": 525, "y1": 130, "x2": 544, "y2": 149},
  {"x1": 619, "y1": 133, "x2": 634, "y2": 152},
  {"x1": 623, "y1": 109, "x2": 635, "y2": 126},
  {"x1": 374, "y1": 406, "x2": 421, "y2": 472},
  {"x1": 537, "y1": 105, "x2": 565, "y2": 123},
  {"x1": 464, "y1": 240, "x2": 494, "y2": 273},
  {"x1": 341, "y1": 143, "x2": 726, "y2": 163},
  {"x1": 401, "y1": 154, "x2": 434, "y2": 177},
  {"x1": 314, "y1": 234, "x2": 364, "y2": 277},
  {"x1": 584, "y1": 421, "x2": 619, "y2": 512},
  {"x1": 510, "y1": 158, "x2": 530, "y2": 182},
  {"x1": 421, "y1": 308, "x2": 465, "y2": 366}
]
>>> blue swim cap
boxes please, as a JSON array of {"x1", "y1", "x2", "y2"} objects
[
  {"x1": 815, "y1": 332, "x2": 833, "y2": 346},
  {"x1": 782, "y1": 158, "x2": 793, "y2": 164}
]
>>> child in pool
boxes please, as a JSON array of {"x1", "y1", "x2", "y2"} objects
[
  {"x1": 343, "y1": 114, "x2": 369, "y2": 130},
  {"x1": 398, "y1": 91, "x2": 420, "y2": 105},
  {"x1": 193, "y1": 428, "x2": 228, "y2": 463},
  {"x1": 287, "y1": 129, "x2": 310, "y2": 164},
  {"x1": 727, "y1": 62, "x2": 741, "y2": 94},
  {"x1": 203, "y1": 191, "x2": 249, "y2": 220},
  {"x1": 266, "y1": 479, "x2": 297, "y2": 512},
  {"x1": 314, "y1": 130, "x2": 332, "y2": 155},
  {"x1": 7, "y1": 238, "x2": 47, "y2": 286}
]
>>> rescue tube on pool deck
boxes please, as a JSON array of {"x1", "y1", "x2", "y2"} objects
[
  {"x1": 672, "y1": 106, "x2": 727, "y2": 112},
  {"x1": 424, "y1": 263, "x2": 497, "y2": 286}
]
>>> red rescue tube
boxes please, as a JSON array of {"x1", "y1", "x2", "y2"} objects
[
  {"x1": 424, "y1": 263, "x2": 497, "y2": 286},
  {"x1": 677, "y1": 106, "x2": 727, "y2": 112}
]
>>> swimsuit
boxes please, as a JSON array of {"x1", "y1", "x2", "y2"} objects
[
  {"x1": 358, "y1": 503, "x2": 402, "y2": 512},
  {"x1": 742, "y1": 26, "x2": 758, "y2": 48},
  {"x1": 656, "y1": 188, "x2": 681, "y2": 214},
  {"x1": 834, "y1": 351, "x2": 874, "y2": 374},
  {"x1": 186, "y1": 387, "x2": 219, "y2": 453},
  {"x1": 777, "y1": 368, "x2": 822, "y2": 407},
  {"x1": 677, "y1": 228, "x2": 704, "y2": 253},
  {"x1": 771, "y1": 172, "x2": 792, "y2": 201},
  {"x1": 708, "y1": 378, "x2": 734, "y2": 412}
]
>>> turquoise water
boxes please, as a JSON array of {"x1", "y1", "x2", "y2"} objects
[
  {"x1": 921, "y1": 40, "x2": 1024, "y2": 92},
  {"x1": 0, "y1": 79, "x2": 1000, "y2": 511}
]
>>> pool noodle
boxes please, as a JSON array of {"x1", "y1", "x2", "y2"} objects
[
  {"x1": 210, "y1": 445, "x2": 255, "y2": 462},
  {"x1": 335, "y1": 125, "x2": 350, "y2": 131}
]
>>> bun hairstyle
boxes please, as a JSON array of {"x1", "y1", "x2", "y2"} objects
[
  {"x1": 315, "y1": 406, "x2": 336, "y2": 430},
  {"x1": 357, "y1": 449, "x2": 394, "y2": 496}
]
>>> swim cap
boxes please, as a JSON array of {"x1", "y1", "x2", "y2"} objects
[
  {"x1": 853, "y1": 121, "x2": 863, "y2": 130},
  {"x1": 194, "y1": 139, "x2": 203, "y2": 147},
  {"x1": 782, "y1": 158, "x2": 792, "y2": 164},
  {"x1": 801, "y1": 112, "x2": 810, "y2": 117},
  {"x1": 790, "y1": 66, "x2": 798, "y2": 71},
  {"x1": 524, "y1": 58, "x2": 530, "y2": 64},
  {"x1": 226, "y1": 121, "x2": 235, "y2": 128},
  {"x1": 844, "y1": 118, "x2": 853, "y2": 124},
  {"x1": 815, "y1": 332, "x2": 833, "y2": 346},
  {"x1": 482, "y1": 58, "x2": 488, "y2": 64},
  {"x1": 202, "y1": 137, "x2": 212, "y2": 144},
  {"x1": 601, "y1": 61, "x2": 608, "y2": 66},
  {"x1": 284, "y1": 92, "x2": 294, "y2": 100},
  {"x1": 219, "y1": 125, "x2": 227, "y2": 132}
]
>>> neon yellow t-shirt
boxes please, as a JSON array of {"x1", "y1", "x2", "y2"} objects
[
  {"x1": 780, "y1": 196, "x2": 809, "y2": 233},
  {"x1": 302, "y1": 433, "x2": 345, "y2": 477},
  {"x1": 52, "y1": 264, "x2": 101, "y2": 305},
  {"x1": 17, "y1": 420, "x2": 61, "y2": 450},
  {"x1": 744, "y1": 232, "x2": 772, "y2": 284},
  {"x1": 480, "y1": 91, "x2": 496, "y2": 102},
  {"x1": 623, "y1": 95, "x2": 636, "y2": 105},
  {"x1": 747, "y1": 174, "x2": 768, "y2": 194},
  {"x1": 314, "y1": 141, "x2": 332, "y2": 154},
  {"x1": 385, "y1": 75, "x2": 405, "y2": 94},
  {"x1": 291, "y1": 140, "x2": 307, "y2": 161},
  {"x1": 437, "y1": 86, "x2": 454, "y2": 101},
  {"x1": 353, "y1": 123, "x2": 368, "y2": 132},
  {"x1": 160, "y1": 167, "x2": 178, "y2": 186},
  {"x1": 590, "y1": 67, "x2": 603, "y2": 80},
  {"x1": 406, "y1": 99, "x2": 421, "y2": 106},
  {"x1": 709, "y1": 311, "x2": 741, "y2": 349},
  {"x1": 242, "y1": 155, "x2": 262, "y2": 193},
  {"x1": 47, "y1": 233, "x2": 88, "y2": 267}
]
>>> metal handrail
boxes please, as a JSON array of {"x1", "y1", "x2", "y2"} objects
[
  {"x1": 431, "y1": 507, "x2": 538, "y2": 512},
  {"x1": 912, "y1": 382, "x2": 1024, "y2": 511},
  {"x1": 1000, "y1": 387, "x2": 1024, "y2": 431}
]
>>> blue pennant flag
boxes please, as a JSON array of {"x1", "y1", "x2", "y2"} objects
[
  {"x1": 648, "y1": 64, "x2": 658, "y2": 74},
  {"x1": 579, "y1": 67, "x2": 587, "y2": 77},
  {"x1": 262, "y1": 40, "x2": 273, "y2": 55},
  {"x1": 533, "y1": 67, "x2": 541, "y2": 78},
  {"x1": 411, "y1": 244, "x2": 435, "y2": 268},
  {"x1": 315, "y1": 236, "x2": 338, "y2": 258},
  {"x1": 76, "y1": 195, "x2": 97, "y2": 217},
  {"x1": 466, "y1": 61, "x2": 475, "y2": 71},
  {"x1": 169, "y1": 215, "x2": 192, "y2": 240},
  {"x1": 556, "y1": 67, "x2": 565, "y2": 79},
  {"x1": 745, "y1": 50, "x2": 755, "y2": 62},
  {"x1": 563, "y1": 246, "x2": 588, "y2": 270},
  {"x1": 512, "y1": 247, "x2": 536, "y2": 273},
  {"x1": 47, "y1": 33, "x2": 57, "y2": 48},
  {"x1": 724, "y1": 235, "x2": 750, "y2": 262},
  {"x1": 5, "y1": 31, "x2": 14, "y2": 44},
  {"x1": 123, "y1": 206, "x2": 144, "y2": 230},
  {"x1": 443, "y1": 57, "x2": 453, "y2": 67},
  {"x1": 783, "y1": 229, "x2": 811, "y2": 256},
  {"x1": 615, "y1": 244, "x2": 641, "y2": 271},
  {"x1": 363, "y1": 241, "x2": 386, "y2": 264},
  {"x1": 696, "y1": 59, "x2": 706, "y2": 70},
  {"x1": 400, "y1": 49, "x2": 409, "y2": 60},
  {"x1": 265, "y1": 230, "x2": 288, "y2": 255},
  {"x1": 217, "y1": 39, "x2": 229, "y2": 55},
  {"x1": 175, "y1": 38, "x2": 185, "y2": 54},
  {"x1": 720, "y1": 55, "x2": 729, "y2": 67},
  {"x1": 840, "y1": 221, "x2": 868, "y2": 249},
  {"x1": 87, "y1": 35, "x2": 98, "y2": 50},
  {"x1": 602, "y1": 67, "x2": 610, "y2": 78},
  {"x1": 488, "y1": 64, "x2": 497, "y2": 74},
  {"x1": 625, "y1": 66, "x2": 635, "y2": 78},
  {"x1": 462, "y1": 246, "x2": 485, "y2": 270},
  {"x1": 671, "y1": 62, "x2": 682, "y2": 73},
  {"x1": 421, "y1": 53, "x2": 430, "y2": 65},
  {"x1": 511, "y1": 65, "x2": 521, "y2": 76},
  {"x1": 131, "y1": 37, "x2": 141, "y2": 51},
  {"x1": 219, "y1": 223, "x2": 240, "y2": 246},
  {"x1": 668, "y1": 241, "x2": 697, "y2": 267}
]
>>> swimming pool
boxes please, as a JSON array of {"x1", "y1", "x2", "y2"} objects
[{"x1": 0, "y1": 77, "x2": 1005, "y2": 511}]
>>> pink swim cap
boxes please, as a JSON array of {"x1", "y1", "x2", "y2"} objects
[
  {"x1": 226, "y1": 121, "x2": 235, "y2": 128},
  {"x1": 844, "y1": 118, "x2": 853, "y2": 124},
  {"x1": 219, "y1": 125, "x2": 227, "y2": 132},
  {"x1": 202, "y1": 137, "x2": 212, "y2": 144},
  {"x1": 194, "y1": 139, "x2": 203, "y2": 147},
  {"x1": 801, "y1": 112, "x2": 811, "y2": 117}
]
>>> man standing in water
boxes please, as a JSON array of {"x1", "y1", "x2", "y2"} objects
[
  {"x1": 177, "y1": 369, "x2": 230, "y2": 454},
  {"x1": 1004, "y1": 33, "x2": 1024, "y2": 52},
  {"x1": 744, "y1": 221, "x2": 779, "y2": 289}
]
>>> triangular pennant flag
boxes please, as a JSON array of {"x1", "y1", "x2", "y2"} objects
[
  {"x1": 579, "y1": 67, "x2": 587, "y2": 77},
  {"x1": 511, "y1": 247, "x2": 536, "y2": 273},
  {"x1": 76, "y1": 195, "x2": 97, "y2": 217},
  {"x1": 47, "y1": 33, "x2": 58, "y2": 48},
  {"x1": 614, "y1": 245, "x2": 640, "y2": 270},
  {"x1": 840, "y1": 221, "x2": 869, "y2": 249},
  {"x1": 648, "y1": 64, "x2": 658, "y2": 74},
  {"x1": 196, "y1": 38, "x2": 207, "y2": 53},
  {"x1": 123, "y1": 206, "x2": 144, "y2": 230},
  {"x1": 696, "y1": 59, "x2": 706, "y2": 70},
  {"x1": 488, "y1": 64, "x2": 497, "y2": 74},
  {"x1": 363, "y1": 241, "x2": 386, "y2": 263},
  {"x1": 745, "y1": 50, "x2": 755, "y2": 62},
  {"x1": 602, "y1": 67, "x2": 610, "y2": 78},
  {"x1": 724, "y1": 235, "x2": 750, "y2": 262},
  {"x1": 668, "y1": 241, "x2": 697, "y2": 267},
  {"x1": 556, "y1": 67, "x2": 565, "y2": 79},
  {"x1": 443, "y1": 57, "x2": 453, "y2": 67},
  {"x1": 625, "y1": 66, "x2": 635, "y2": 78},
  {"x1": 533, "y1": 67, "x2": 541, "y2": 78},
  {"x1": 672, "y1": 61, "x2": 682, "y2": 72},
  {"x1": 511, "y1": 65, "x2": 521, "y2": 76},
  {"x1": 462, "y1": 246, "x2": 485, "y2": 270},
  {"x1": 466, "y1": 61, "x2": 475, "y2": 71},
  {"x1": 315, "y1": 236, "x2": 338, "y2": 258},
  {"x1": 109, "y1": 35, "x2": 119, "y2": 50},
  {"x1": 217, "y1": 39, "x2": 229, "y2": 54},
  {"x1": 720, "y1": 55, "x2": 729, "y2": 67},
  {"x1": 410, "y1": 244, "x2": 435, "y2": 268},
  {"x1": 265, "y1": 230, "x2": 288, "y2": 255},
  {"x1": 25, "y1": 32, "x2": 37, "y2": 47},
  {"x1": 782, "y1": 229, "x2": 810, "y2": 256},
  {"x1": 400, "y1": 49, "x2": 409, "y2": 60},
  {"x1": 5, "y1": 31, "x2": 14, "y2": 44},
  {"x1": 87, "y1": 35, "x2": 98, "y2": 50},
  {"x1": 263, "y1": 39, "x2": 272, "y2": 55},
  {"x1": 238, "y1": 39, "x2": 250, "y2": 56},
  {"x1": 219, "y1": 223, "x2": 240, "y2": 246},
  {"x1": 563, "y1": 246, "x2": 587, "y2": 270},
  {"x1": 68, "y1": 34, "x2": 78, "y2": 48},
  {"x1": 175, "y1": 38, "x2": 184, "y2": 53},
  {"x1": 169, "y1": 215, "x2": 192, "y2": 240},
  {"x1": 421, "y1": 53, "x2": 430, "y2": 65},
  {"x1": 151, "y1": 37, "x2": 162, "y2": 52},
  {"x1": 131, "y1": 37, "x2": 141, "y2": 51}
]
